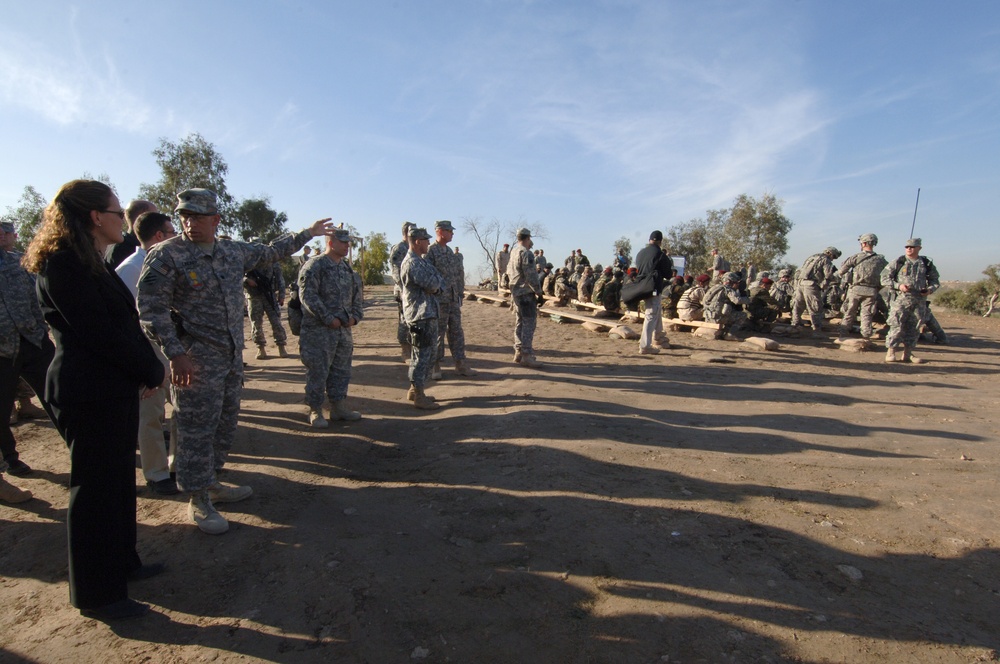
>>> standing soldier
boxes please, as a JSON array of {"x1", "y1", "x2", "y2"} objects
[
  {"x1": 138, "y1": 188, "x2": 334, "y2": 534},
  {"x1": 244, "y1": 238, "x2": 288, "y2": 360},
  {"x1": 390, "y1": 222, "x2": 416, "y2": 361},
  {"x1": 790, "y1": 246, "x2": 841, "y2": 335},
  {"x1": 837, "y1": 233, "x2": 888, "y2": 340},
  {"x1": 298, "y1": 228, "x2": 363, "y2": 427},
  {"x1": 425, "y1": 220, "x2": 476, "y2": 379},
  {"x1": 881, "y1": 238, "x2": 940, "y2": 363},
  {"x1": 400, "y1": 227, "x2": 444, "y2": 409},
  {"x1": 506, "y1": 228, "x2": 543, "y2": 367},
  {"x1": 495, "y1": 243, "x2": 511, "y2": 289}
]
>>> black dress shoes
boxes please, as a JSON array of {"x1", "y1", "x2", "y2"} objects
[
  {"x1": 5, "y1": 459, "x2": 32, "y2": 477},
  {"x1": 80, "y1": 599, "x2": 149, "y2": 621}
]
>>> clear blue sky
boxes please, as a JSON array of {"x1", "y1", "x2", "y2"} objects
[{"x1": 2, "y1": 1, "x2": 996, "y2": 280}]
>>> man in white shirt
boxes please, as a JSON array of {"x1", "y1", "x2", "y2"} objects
[{"x1": 116, "y1": 212, "x2": 178, "y2": 495}]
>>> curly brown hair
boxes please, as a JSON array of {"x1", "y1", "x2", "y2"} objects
[{"x1": 22, "y1": 179, "x2": 112, "y2": 276}]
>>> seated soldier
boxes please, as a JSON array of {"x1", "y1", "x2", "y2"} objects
[
  {"x1": 542, "y1": 265, "x2": 558, "y2": 296},
  {"x1": 553, "y1": 268, "x2": 572, "y2": 306},
  {"x1": 678, "y1": 273, "x2": 710, "y2": 321},
  {"x1": 772, "y1": 268, "x2": 795, "y2": 314},
  {"x1": 592, "y1": 267, "x2": 612, "y2": 305},
  {"x1": 664, "y1": 276, "x2": 686, "y2": 320},
  {"x1": 600, "y1": 269, "x2": 624, "y2": 312},
  {"x1": 747, "y1": 277, "x2": 781, "y2": 331},
  {"x1": 568, "y1": 263, "x2": 585, "y2": 289},
  {"x1": 704, "y1": 272, "x2": 750, "y2": 338},
  {"x1": 577, "y1": 266, "x2": 595, "y2": 302}
]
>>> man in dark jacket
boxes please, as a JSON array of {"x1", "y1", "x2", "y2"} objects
[{"x1": 634, "y1": 230, "x2": 673, "y2": 355}]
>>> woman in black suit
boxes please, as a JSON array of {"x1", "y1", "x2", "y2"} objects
[{"x1": 23, "y1": 179, "x2": 165, "y2": 620}]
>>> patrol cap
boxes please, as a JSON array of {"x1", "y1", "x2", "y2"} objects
[
  {"x1": 332, "y1": 228, "x2": 352, "y2": 243},
  {"x1": 778, "y1": 268, "x2": 793, "y2": 279},
  {"x1": 408, "y1": 227, "x2": 432, "y2": 241},
  {"x1": 401, "y1": 221, "x2": 415, "y2": 234},
  {"x1": 823, "y1": 246, "x2": 842, "y2": 259},
  {"x1": 905, "y1": 237, "x2": 922, "y2": 248},
  {"x1": 435, "y1": 220, "x2": 455, "y2": 232},
  {"x1": 858, "y1": 233, "x2": 878, "y2": 246},
  {"x1": 516, "y1": 227, "x2": 531, "y2": 239},
  {"x1": 175, "y1": 188, "x2": 219, "y2": 215},
  {"x1": 724, "y1": 271, "x2": 741, "y2": 283},
  {"x1": 0, "y1": 221, "x2": 14, "y2": 233}
]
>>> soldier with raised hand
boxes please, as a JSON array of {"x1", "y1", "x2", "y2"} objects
[
  {"x1": 506, "y1": 228, "x2": 543, "y2": 367},
  {"x1": 400, "y1": 227, "x2": 444, "y2": 409},
  {"x1": 244, "y1": 237, "x2": 288, "y2": 360},
  {"x1": 791, "y1": 246, "x2": 841, "y2": 336},
  {"x1": 425, "y1": 220, "x2": 476, "y2": 378},
  {"x1": 391, "y1": 222, "x2": 416, "y2": 361},
  {"x1": 881, "y1": 237, "x2": 940, "y2": 363},
  {"x1": 837, "y1": 233, "x2": 888, "y2": 340},
  {"x1": 299, "y1": 228, "x2": 364, "y2": 427},
  {"x1": 138, "y1": 188, "x2": 335, "y2": 535}
]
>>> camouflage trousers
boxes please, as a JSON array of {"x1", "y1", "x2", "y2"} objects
[
  {"x1": 396, "y1": 296, "x2": 409, "y2": 346},
  {"x1": 718, "y1": 310, "x2": 747, "y2": 336},
  {"x1": 512, "y1": 293, "x2": 538, "y2": 353},
  {"x1": 300, "y1": 324, "x2": 354, "y2": 408},
  {"x1": 791, "y1": 282, "x2": 823, "y2": 329},
  {"x1": 886, "y1": 294, "x2": 926, "y2": 348},
  {"x1": 840, "y1": 286, "x2": 879, "y2": 337},
  {"x1": 436, "y1": 298, "x2": 466, "y2": 362},
  {"x1": 171, "y1": 339, "x2": 245, "y2": 493},
  {"x1": 408, "y1": 318, "x2": 438, "y2": 388},
  {"x1": 245, "y1": 292, "x2": 287, "y2": 347}
]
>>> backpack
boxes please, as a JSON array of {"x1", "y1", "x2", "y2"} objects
[{"x1": 703, "y1": 284, "x2": 728, "y2": 320}]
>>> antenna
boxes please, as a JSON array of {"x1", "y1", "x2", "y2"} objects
[{"x1": 909, "y1": 188, "x2": 921, "y2": 238}]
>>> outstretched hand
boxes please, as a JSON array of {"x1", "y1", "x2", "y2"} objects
[{"x1": 308, "y1": 218, "x2": 335, "y2": 237}]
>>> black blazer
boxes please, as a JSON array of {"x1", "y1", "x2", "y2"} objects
[{"x1": 36, "y1": 248, "x2": 164, "y2": 405}]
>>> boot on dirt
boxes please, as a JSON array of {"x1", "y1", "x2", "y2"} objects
[
  {"x1": 885, "y1": 346, "x2": 899, "y2": 363},
  {"x1": 255, "y1": 345, "x2": 268, "y2": 360},
  {"x1": 15, "y1": 398, "x2": 46, "y2": 420},
  {"x1": 407, "y1": 385, "x2": 436, "y2": 402},
  {"x1": 208, "y1": 482, "x2": 253, "y2": 504},
  {"x1": 513, "y1": 350, "x2": 522, "y2": 364},
  {"x1": 330, "y1": 400, "x2": 362, "y2": 421},
  {"x1": 309, "y1": 409, "x2": 329, "y2": 428},
  {"x1": 901, "y1": 346, "x2": 926, "y2": 364},
  {"x1": 413, "y1": 386, "x2": 440, "y2": 410},
  {"x1": 431, "y1": 362, "x2": 443, "y2": 380},
  {"x1": 520, "y1": 353, "x2": 542, "y2": 368},
  {"x1": 0, "y1": 474, "x2": 32, "y2": 503},
  {"x1": 455, "y1": 360, "x2": 478, "y2": 377},
  {"x1": 277, "y1": 344, "x2": 289, "y2": 358},
  {"x1": 188, "y1": 490, "x2": 229, "y2": 535}
]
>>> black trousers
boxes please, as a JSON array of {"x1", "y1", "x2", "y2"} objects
[
  {"x1": 0, "y1": 335, "x2": 55, "y2": 463},
  {"x1": 51, "y1": 395, "x2": 142, "y2": 609}
]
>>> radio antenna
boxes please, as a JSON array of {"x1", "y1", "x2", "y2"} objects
[{"x1": 909, "y1": 188, "x2": 921, "y2": 238}]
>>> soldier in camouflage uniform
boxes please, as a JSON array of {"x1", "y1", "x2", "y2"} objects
[
  {"x1": 790, "y1": 246, "x2": 841, "y2": 335},
  {"x1": 704, "y1": 272, "x2": 750, "y2": 337},
  {"x1": 391, "y1": 222, "x2": 416, "y2": 361},
  {"x1": 299, "y1": 228, "x2": 364, "y2": 427},
  {"x1": 772, "y1": 269, "x2": 795, "y2": 313},
  {"x1": 746, "y1": 277, "x2": 781, "y2": 331},
  {"x1": 881, "y1": 238, "x2": 940, "y2": 363},
  {"x1": 138, "y1": 188, "x2": 334, "y2": 534},
  {"x1": 401, "y1": 227, "x2": 444, "y2": 409},
  {"x1": 243, "y1": 239, "x2": 288, "y2": 359},
  {"x1": 425, "y1": 220, "x2": 476, "y2": 378},
  {"x1": 495, "y1": 244, "x2": 511, "y2": 289},
  {"x1": 0, "y1": 238, "x2": 57, "y2": 500},
  {"x1": 678, "y1": 273, "x2": 711, "y2": 321},
  {"x1": 837, "y1": 233, "x2": 888, "y2": 340},
  {"x1": 506, "y1": 228, "x2": 543, "y2": 367}
]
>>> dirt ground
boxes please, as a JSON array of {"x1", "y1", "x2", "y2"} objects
[{"x1": 2, "y1": 284, "x2": 999, "y2": 664}]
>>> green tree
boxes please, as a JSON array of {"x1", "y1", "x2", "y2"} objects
[
  {"x1": 137, "y1": 133, "x2": 236, "y2": 230},
  {"x1": 358, "y1": 231, "x2": 391, "y2": 286},
  {"x1": 1, "y1": 185, "x2": 47, "y2": 251},
  {"x1": 666, "y1": 193, "x2": 792, "y2": 275},
  {"x1": 935, "y1": 264, "x2": 1000, "y2": 315},
  {"x1": 230, "y1": 197, "x2": 289, "y2": 242}
]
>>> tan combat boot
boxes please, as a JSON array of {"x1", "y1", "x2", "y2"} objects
[
  {"x1": 277, "y1": 344, "x2": 289, "y2": 358},
  {"x1": 513, "y1": 350, "x2": 522, "y2": 364},
  {"x1": 255, "y1": 346, "x2": 268, "y2": 360},
  {"x1": 901, "y1": 346, "x2": 926, "y2": 364},
  {"x1": 413, "y1": 386, "x2": 440, "y2": 410},
  {"x1": 885, "y1": 346, "x2": 899, "y2": 363},
  {"x1": 455, "y1": 359, "x2": 478, "y2": 376},
  {"x1": 330, "y1": 400, "x2": 362, "y2": 421},
  {"x1": 407, "y1": 385, "x2": 436, "y2": 402},
  {"x1": 0, "y1": 475, "x2": 32, "y2": 503},
  {"x1": 520, "y1": 353, "x2": 542, "y2": 368},
  {"x1": 309, "y1": 409, "x2": 329, "y2": 428},
  {"x1": 188, "y1": 490, "x2": 229, "y2": 535}
]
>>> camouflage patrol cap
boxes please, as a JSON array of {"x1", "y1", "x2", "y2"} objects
[
  {"x1": 905, "y1": 237, "x2": 922, "y2": 248},
  {"x1": 516, "y1": 227, "x2": 531, "y2": 239},
  {"x1": 858, "y1": 233, "x2": 878, "y2": 246},
  {"x1": 408, "y1": 227, "x2": 431, "y2": 241},
  {"x1": 175, "y1": 188, "x2": 219, "y2": 215},
  {"x1": 779, "y1": 268, "x2": 793, "y2": 279},
  {"x1": 434, "y1": 220, "x2": 455, "y2": 232},
  {"x1": 401, "y1": 221, "x2": 415, "y2": 234},
  {"x1": 724, "y1": 271, "x2": 741, "y2": 283},
  {"x1": 332, "y1": 228, "x2": 352, "y2": 243},
  {"x1": 0, "y1": 221, "x2": 14, "y2": 233},
  {"x1": 823, "y1": 246, "x2": 842, "y2": 259}
]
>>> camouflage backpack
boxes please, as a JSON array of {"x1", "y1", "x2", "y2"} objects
[{"x1": 703, "y1": 284, "x2": 728, "y2": 320}]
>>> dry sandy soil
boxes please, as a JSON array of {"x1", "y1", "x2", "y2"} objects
[{"x1": 2, "y1": 285, "x2": 999, "y2": 664}]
